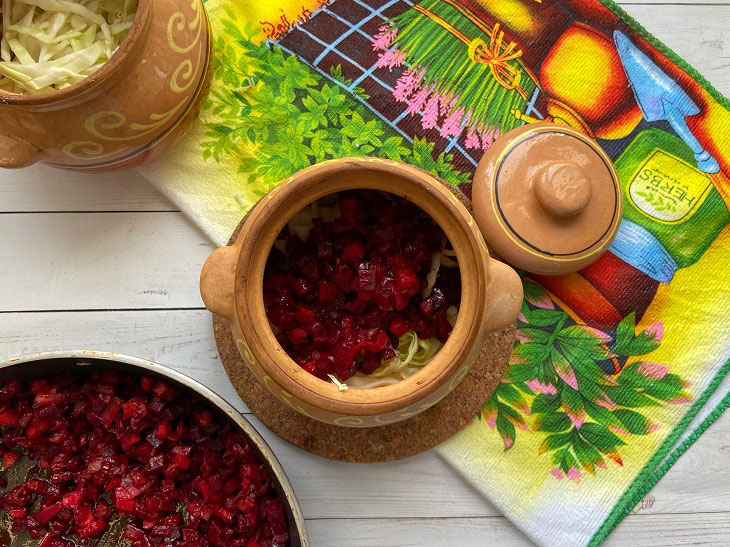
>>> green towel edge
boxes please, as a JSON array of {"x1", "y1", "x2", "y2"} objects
[
  {"x1": 577, "y1": 1, "x2": 730, "y2": 542},
  {"x1": 589, "y1": 357, "x2": 730, "y2": 545},
  {"x1": 596, "y1": 0, "x2": 730, "y2": 112}
]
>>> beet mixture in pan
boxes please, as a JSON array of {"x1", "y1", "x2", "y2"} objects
[
  {"x1": 264, "y1": 191, "x2": 461, "y2": 384},
  {"x1": 0, "y1": 370, "x2": 289, "y2": 546}
]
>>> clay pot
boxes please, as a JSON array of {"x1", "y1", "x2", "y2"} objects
[
  {"x1": 472, "y1": 122, "x2": 623, "y2": 275},
  {"x1": 200, "y1": 158, "x2": 523, "y2": 428},
  {"x1": 0, "y1": 0, "x2": 212, "y2": 171}
]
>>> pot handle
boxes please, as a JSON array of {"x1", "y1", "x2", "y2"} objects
[
  {"x1": 0, "y1": 134, "x2": 40, "y2": 168},
  {"x1": 200, "y1": 246, "x2": 238, "y2": 322},
  {"x1": 483, "y1": 259, "x2": 523, "y2": 332}
]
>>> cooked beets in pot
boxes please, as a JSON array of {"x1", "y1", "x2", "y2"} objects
[
  {"x1": 0, "y1": 370, "x2": 289, "y2": 546},
  {"x1": 263, "y1": 191, "x2": 461, "y2": 385}
]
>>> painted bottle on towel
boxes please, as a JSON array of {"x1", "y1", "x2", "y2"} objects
[{"x1": 610, "y1": 128, "x2": 730, "y2": 283}]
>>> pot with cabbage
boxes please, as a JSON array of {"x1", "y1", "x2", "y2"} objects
[
  {"x1": 200, "y1": 158, "x2": 524, "y2": 428},
  {"x1": 0, "y1": 0, "x2": 211, "y2": 170}
]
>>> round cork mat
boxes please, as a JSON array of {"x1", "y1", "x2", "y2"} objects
[{"x1": 214, "y1": 184, "x2": 516, "y2": 462}]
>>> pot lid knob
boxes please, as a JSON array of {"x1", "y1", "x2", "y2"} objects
[{"x1": 471, "y1": 123, "x2": 622, "y2": 275}]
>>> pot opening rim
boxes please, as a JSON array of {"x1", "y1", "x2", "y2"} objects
[{"x1": 234, "y1": 159, "x2": 490, "y2": 415}]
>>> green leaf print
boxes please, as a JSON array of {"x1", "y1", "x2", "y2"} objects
[
  {"x1": 201, "y1": 16, "x2": 470, "y2": 198},
  {"x1": 477, "y1": 282, "x2": 691, "y2": 483}
]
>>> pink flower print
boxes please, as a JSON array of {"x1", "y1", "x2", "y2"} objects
[
  {"x1": 393, "y1": 70, "x2": 423, "y2": 103},
  {"x1": 637, "y1": 361, "x2": 669, "y2": 381},
  {"x1": 551, "y1": 468, "x2": 564, "y2": 480},
  {"x1": 503, "y1": 437, "x2": 514, "y2": 449},
  {"x1": 525, "y1": 379, "x2": 557, "y2": 395},
  {"x1": 440, "y1": 94, "x2": 457, "y2": 116},
  {"x1": 439, "y1": 108, "x2": 465, "y2": 139},
  {"x1": 581, "y1": 326, "x2": 613, "y2": 344},
  {"x1": 514, "y1": 329, "x2": 528, "y2": 343},
  {"x1": 646, "y1": 322, "x2": 664, "y2": 343},
  {"x1": 407, "y1": 86, "x2": 431, "y2": 115},
  {"x1": 510, "y1": 417, "x2": 530, "y2": 432},
  {"x1": 481, "y1": 129, "x2": 499, "y2": 150},
  {"x1": 465, "y1": 127, "x2": 481, "y2": 149},
  {"x1": 421, "y1": 93, "x2": 440, "y2": 129},
  {"x1": 517, "y1": 312, "x2": 528, "y2": 324},
  {"x1": 525, "y1": 379, "x2": 540, "y2": 392},
  {"x1": 563, "y1": 404, "x2": 585, "y2": 429},
  {"x1": 608, "y1": 425, "x2": 630, "y2": 436},
  {"x1": 372, "y1": 24, "x2": 398, "y2": 51},
  {"x1": 596, "y1": 460, "x2": 607, "y2": 470},
  {"x1": 567, "y1": 468, "x2": 581, "y2": 482},
  {"x1": 483, "y1": 405, "x2": 498, "y2": 429},
  {"x1": 670, "y1": 396, "x2": 692, "y2": 404},
  {"x1": 594, "y1": 390, "x2": 617, "y2": 410},
  {"x1": 648, "y1": 422, "x2": 660, "y2": 433},
  {"x1": 375, "y1": 48, "x2": 406, "y2": 71},
  {"x1": 508, "y1": 352, "x2": 525, "y2": 365}
]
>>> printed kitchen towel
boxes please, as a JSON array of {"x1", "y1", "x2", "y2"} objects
[{"x1": 137, "y1": 1, "x2": 730, "y2": 545}]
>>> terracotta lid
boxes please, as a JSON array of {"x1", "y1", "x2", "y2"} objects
[{"x1": 472, "y1": 122, "x2": 622, "y2": 275}]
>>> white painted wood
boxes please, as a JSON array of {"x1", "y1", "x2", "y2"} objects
[
  {"x1": 0, "y1": 163, "x2": 176, "y2": 212},
  {"x1": 605, "y1": 512, "x2": 730, "y2": 546},
  {"x1": 307, "y1": 516, "x2": 533, "y2": 546},
  {"x1": 0, "y1": 213, "x2": 213, "y2": 311},
  {"x1": 628, "y1": 410, "x2": 730, "y2": 516},
  {"x1": 0, "y1": 3, "x2": 729, "y2": 546},
  {"x1": 256, "y1": 424, "x2": 502, "y2": 520},
  {"x1": 0, "y1": 310, "x2": 233, "y2": 399},
  {"x1": 306, "y1": 512, "x2": 730, "y2": 547},
  {"x1": 620, "y1": 5, "x2": 730, "y2": 96}
]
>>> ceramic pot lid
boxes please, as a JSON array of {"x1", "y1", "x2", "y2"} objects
[{"x1": 471, "y1": 122, "x2": 622, "y2": 275}]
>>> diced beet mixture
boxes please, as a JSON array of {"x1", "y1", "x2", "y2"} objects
[
  {"x1": 264, "y1": 190, "x2": 461, "y2": 381},
  {"x1": 0, "y1": 370, "x2": 289, "y2": 546}
]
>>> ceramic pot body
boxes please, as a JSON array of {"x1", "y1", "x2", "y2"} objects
[
  {"x1": 200, "y1": 158, "x2": 522, "y2": 428},
  {"x1": 0, "y1": 0, "x2": 212, "y2": 171}
]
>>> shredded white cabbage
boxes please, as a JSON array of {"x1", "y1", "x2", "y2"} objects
[
  {"x1": 0, "y1": 0, "x2": 138, "y2": 94},
  {"x1": 327, "y1": 374, "x2": 349, "y2": 391},
  {"x1": 344, "y1": 329, "x2": 447, "y2": 389}
]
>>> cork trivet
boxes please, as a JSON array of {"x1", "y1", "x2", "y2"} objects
[{"x1": 214, "y1": 183, "x2": 515, "y2": 462}]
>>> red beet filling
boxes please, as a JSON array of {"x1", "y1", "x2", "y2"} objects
[
  {"x1": 263, "y1": 190, "x2": 461, "y2": 382},
  {"x1": 0, "y1": 370, "x2": 290, "y2": 546}
]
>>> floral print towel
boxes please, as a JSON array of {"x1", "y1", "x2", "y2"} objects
[{"x1": 137, "y1": 1, "x2": 730, "y2": 545}]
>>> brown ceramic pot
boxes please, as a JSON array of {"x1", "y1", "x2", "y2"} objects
[
  {"x1": 200, "y1": 158, "x2": 523, "y2": 428},
  {"x1": 471, "y1": 122, "x2": 623, "y2": 275},
  {"x1": 0, "y1": 0, "x2": 212, "y2": 171}
]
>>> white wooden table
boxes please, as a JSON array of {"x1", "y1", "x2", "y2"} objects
[{"x1": 2, "y1": 3, "x2": 730, "y2": 545}]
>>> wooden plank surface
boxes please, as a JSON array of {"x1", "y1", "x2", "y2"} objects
[
  {"x1": 0, "y1": 213, "x2": 212, "y2": 311},
  {"x1": 0, "y1": 3, "x2": 729, "y2": 546},
  {"x1": 0, "y1": 164, "x2": 175, "y2": 212},
  {"x1": 307, "y1": 513, "x2": 730, "y2": 547}
]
